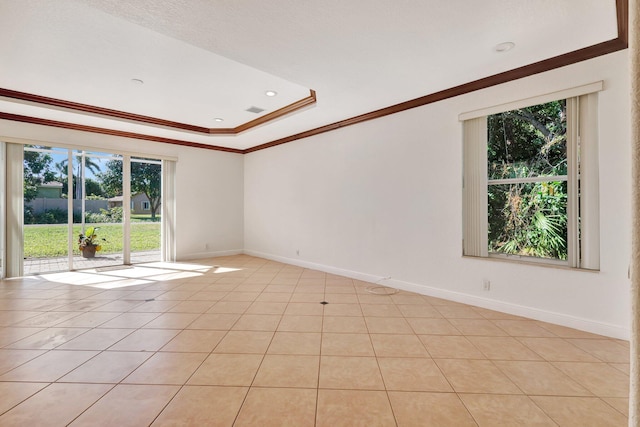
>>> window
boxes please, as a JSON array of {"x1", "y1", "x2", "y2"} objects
[
  {"x1": 462, "y1": 84, "x2": 600, "y2": 269},
  {"x1": 142, "y1": 201, "x2": 150, "y2": 210},
  {"x1": 130, "y1": 201, "x2": 134, "y2": 210}
]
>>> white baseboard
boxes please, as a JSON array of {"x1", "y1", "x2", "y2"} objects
[
  {"x1": 178, "y1": 249, "x2": 243, "y2": 262},
  {"x1": 244, "y1": 249, "x2": 629, "y2": 340}
]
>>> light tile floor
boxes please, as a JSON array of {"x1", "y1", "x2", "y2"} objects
[{"x1": 0, "y1": 254, "x2": 630, "y2": 426}]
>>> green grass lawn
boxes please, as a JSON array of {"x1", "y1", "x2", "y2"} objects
[{"x1": 24, "y1": 223, "x2": 161, "y2": 258}]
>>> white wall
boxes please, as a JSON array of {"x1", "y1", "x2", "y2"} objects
[
  {"x1": 0, "y1": 121, "x2": 245, "y2": 261},
  {"x1": 244, "y1": 50, "x2": 631, "y2": 339}
]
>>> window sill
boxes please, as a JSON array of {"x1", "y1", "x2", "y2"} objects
[{"x1": 462, "y1": 254, "x2": 600, "y2": 273}]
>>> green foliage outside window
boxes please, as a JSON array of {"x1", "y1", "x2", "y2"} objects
[{"x1": 487, "y1": 100, "x2": 569, "y2": 260}]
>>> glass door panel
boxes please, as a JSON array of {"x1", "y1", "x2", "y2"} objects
[
  {"x1": 22, "y1": 145, "x2": 71, "y2": 275},
  {"x1": 130, "y1": 157, "x2": 161, "y2": 265},
  {"x1": 73, "y1": 150, "x2": 123, "y2": 270}
]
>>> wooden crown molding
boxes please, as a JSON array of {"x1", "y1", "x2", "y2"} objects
[
  {"x1": 245, "y1": 0, "x2": 628, "y2": 153},
  {"x1": 0, "y1": 0, "x2": 628, "y2": 155},
  {"x1": 0, "y1": 112, "x2": 243, "y2": 153},
  {"x1": 0, "y1": 87, "x2": 316, "y2": 135}
]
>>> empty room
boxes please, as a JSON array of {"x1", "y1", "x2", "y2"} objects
[{"x1": 0, "y1": 0, "x2": 637, "y2": 426}]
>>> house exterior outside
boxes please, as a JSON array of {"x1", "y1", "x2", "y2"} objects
[{"x1": 108, "y1": 193, "x2": 155, "y2": 215}]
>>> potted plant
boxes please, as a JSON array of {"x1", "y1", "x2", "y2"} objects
[{"x1": 78, "y1": 226, "x2": 104, "y2": 258}]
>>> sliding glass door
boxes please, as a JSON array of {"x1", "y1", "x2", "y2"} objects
[{"x1": 20, "y1": 144, "x2": 164, "y2": 275}]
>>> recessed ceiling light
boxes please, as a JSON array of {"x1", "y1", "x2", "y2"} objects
[
  {"x1": 494, "y1": 42, "x2": 515, "y2": 53},
  {"x1": 265, "y1": 90, "x2": 278, "y2": 97},
  {"x1": 131, "y1": 78, "x2": 144, "y2": 85},
  {"x1": 213, "y1": 118, "x2": 224, "y2": 122}
]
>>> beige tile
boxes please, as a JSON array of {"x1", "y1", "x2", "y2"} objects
[
  {"x1": 494, "y1": 360, "x2": 592, "y2": 395},
  {"x1": 127, "y1": 300, "x2": 179, "y2": 313},
  {"x1": 59, "y1": 351, "x2": 152, "y2": 383},
  {"x1": 232, "y1": 314, "x2": 282, "y2": 331},
  {"x1": 56, "y1": 328, "x2": 132, "y2": 350},
  {"x1": 0, "y1": 349, "x2": 47, "y2": 375},
  {"x1": 0, "y1": 327, "x2": 45, "y2": 347},
  {"x1": 553, "y1": 362, "x2": 629, "y2": 397},
  {"x1": 152, "y1": 385, "x2": 247, "y2": 426},
  {"x1": 602, "y1": 397, "x2": 629, "y2": 416},
  {"x1": 389, "y1": 391, "x2": 477, "y2": 427},
  {"x1": 108, "y1": 329, "x2": 179, "y2": 351},
  {"x1": 406, "y1": 318, "x2": 461, "y2": 335},
  {"x1": 289, "y1": 293, "x2": 325, "y2": 303},
  {"x1": 166, "y1": 300, "x2": 216, "y2": 313},
  {"x1": 222, "y1": 291, "x2": 261, "y2": 301},
  {"x1": 357, "y1": 294, "x2": 396, "y2": 305},
  {"x1": 567, "y1": 339, "x2": 630, "y2": 363},
  {"x1": 255, "y1": 292, "x2": 292, "y2": 302},
  {"x1": 531, "y1": 396, "x2": 628, "y2": 426},
  {"x1": 365, "y1": 317, "x2": 413, "y2": 334},
  {"x1": 378, "y1": 357, "x2": 452, "y2": 392},
  {"x1": 397, "y1": 304, "x2": 443, "y2": 318},
  {"x1": 419, "y1": 335, "x2": 485, "y2": 359},
  {"x1": 154, "y1": 290, "x2": 196, "y2": 300},
  {"x1": 435, "y1": 359, "x2": 521, "y2": 394},
  {"x1": 370, "y1": 334, "x2": 430, "y2": 357},
  {"x1": 277, "y1": 315, "x2": 323, "y2": 332},
  {"x1": 267, "y1": 332, "x2": 321, "y2": 355},
  {"x1": 323, "y1": 316, "x2": 368, "y2": 333},
  {"x1": 316, "y1": 389, "x2": 396, "y2": 427},
  {"x1": 518, "y1": 337, "x2": 601, "y2": 362},
  {"x1": 262, "y1": 284, "x2": 296, "y2": 293},
  {"x1": 536, "y1": 321, "x2": 605, "y2": 338},
  {"x1": 13, "y1": 311, "x2": 84, "y2": 327},
  {"x1": 160, "y1": 329, "x2": 226, "y2": 352},
  {"x1": 206, "y1": 301, "x2": 252, "y2": 313},
  {"x1": 142, "y1": 312, "x2": 200, "y2": 329},
  {"x1": 97, "y1": 312, "x2": 160, "y2": 328},
  {"x1": 0, "y1": 312, "x2": 42, "y2": 327},
  {"x1": 253, "y1": 355, "x2": 320, "y2": 388},
  {"x1": 390, "y1": 293, "x2": 430, "y2": 305},
  {"x1": 52, "y1": 311, "x2": 120, "y2": 327},
  {"x1": 69, "y1": 384, "x2": 179, "y2": 427},
  {"x1": 449, "y1": 318, "x2": 509, "y2": 336},
  {"x1": 213, "y1": 331, "x2": 274, "y2": 354},
  {"x1": 319, "y1": 356, "x2": 385, "y2": 390},
  {"x1": 323, "y1": 293, "x2": 358, "y2": 303},
  {"x1": 0, "y1": 350, "x2": 98, "y2": 382},
  {"x1": 187, "y1": 313, "x2": 241, "y2": 329},
  {"x1": 435, "y1": 305, "x2": 484, "y2": 319},
  {"x1": 92, "y1": 300, "x2": 144, "y2": 312},
  {"x1": 188, "y1": 353, "x2": 263, "y2": 386},
  {"x1": 493, "y1": 320, "x2": 557, "y2": 337},
  {"x1": 234, "y1": 387, "x2": 316, "y2": 427},
  {"x1": 610, "y1": 363, "x2": 630, "y2": 374},
  {"x1": 321, "y1": 333, "x2": 375, "y2": 356},
  {"x1": 459, "y1": 394, "x2": 557, "y2": 426},
  {"x1": 0, "y1": 382, "x2": 48, "y2": 415},
  {"x1": 323, "y1": 303, "x2": 362, "y2": 316},
  {"x1": 285, "y1": 302, "x2": 325, "y2": 315},
  {"x1": 0, "y1": 383, "x2": 112, "y2": 427},
  {"x1": 360, "y1": 304, "x2": 402, "y2": 317},
  {"x1": 245, "y1": 301, "x2": 288, "y2": 315},
  {"x1": 468, "y1": 336, "x2": 543, "y2": 360},
  {"x1": 123, "y1": 352, "x2": 207, "y2": 384},
  {"x1": 6, "y1": 327, "x2": 90, "y2": 349}
]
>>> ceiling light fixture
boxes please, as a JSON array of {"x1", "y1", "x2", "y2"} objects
[
  {"x1": 213, "y1": 118, "x2": 224, "y2": 122},
  {"x1": 131, "y1": 78, "x2": 144, "y2": 85},
  {"x1": 265, "y1": 90, "x2": 278, "y2": 97},
  {"x1": 494, "y1": 42, "x2": 515, "y2": 53}
]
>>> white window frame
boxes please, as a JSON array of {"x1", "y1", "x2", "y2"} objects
[
  {"x1": 142, "y1": 201, "x2": 151, "y2": 211},
  {"x1": 461, "y1": 83, "x2": 601, "y2": 270}
]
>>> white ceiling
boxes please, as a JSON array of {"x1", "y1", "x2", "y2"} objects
[{"x1": 0, "y1": 0, "x2": 619, "y2": 151}]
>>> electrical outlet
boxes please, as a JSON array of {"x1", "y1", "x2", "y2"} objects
[{"x1": 483, "y1": 279, "x2": 491, "y2": 291}]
